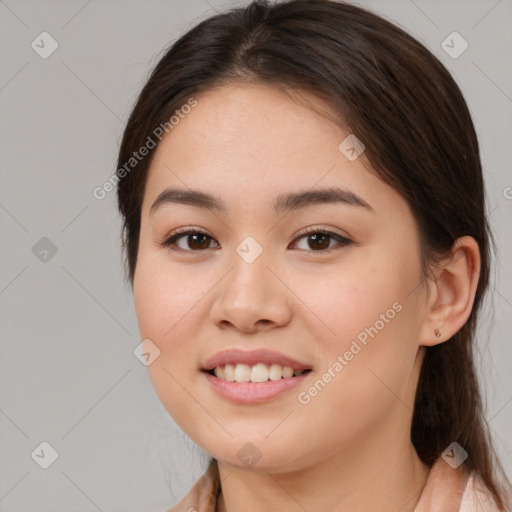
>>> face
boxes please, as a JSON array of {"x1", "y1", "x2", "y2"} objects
[{"x1": 134, "y1": 83, "x2": 429, "y2": 472}]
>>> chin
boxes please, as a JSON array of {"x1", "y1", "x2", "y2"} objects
[{"x1": 202, "y1": 436, "x2": 311, "y2": 474}]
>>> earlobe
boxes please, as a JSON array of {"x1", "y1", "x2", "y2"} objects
[{"x1": 419, "y1": 236, "x2": 481, "y2": 347}]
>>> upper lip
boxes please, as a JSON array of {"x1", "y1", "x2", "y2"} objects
[{"x1": 202, "y1": 348, "x2": 312, "y2": 371}]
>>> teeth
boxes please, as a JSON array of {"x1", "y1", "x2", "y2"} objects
[
  {"x1": 224, "y1": 364, "x2": 235, "y2": 381},
  {"x1": 282, "y1": 366, "x2": 294, "y2": 378},
  {"x1": 269, "y1": 363, "x2": 283, "y2": 381},
  {"x1": 213, "y1": 365, "x2": 225, "y2": 380},
  {"x1": 251, "y1": 363, "x2": 269, "y2": 383},
  {"x1": 212, "y1": 363, "x2": 306, "y2": 382},
  {"x1": 234, "y1": 364, "x2": 251, "y2": 382}
]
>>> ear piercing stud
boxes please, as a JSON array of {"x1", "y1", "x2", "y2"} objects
[{"x1": 434, "y1": 328, "x2": 442, "y2": 339}]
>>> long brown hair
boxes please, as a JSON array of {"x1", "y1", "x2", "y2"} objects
[{"x1": 116, "y1": 0, "x2": 511, "y2": 507}]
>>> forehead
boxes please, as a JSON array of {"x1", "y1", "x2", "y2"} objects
[{"x1": 141, "y1": 83, "x2": 411, "y2": 222}]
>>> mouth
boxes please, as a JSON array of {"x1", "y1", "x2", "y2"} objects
[
  {"x1": 202, "y1": 348, "x2": 312, "y2": 383},
  {"x1": 204, "y1": 363, "x2": 312, "y2": 383},
  {"x1": 201, "y1": 348, "x2": 313, "y2": 402}
]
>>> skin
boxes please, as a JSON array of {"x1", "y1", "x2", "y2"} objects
[{"x1": 133, "y1": 83, "x2": 480, "y2": 512}]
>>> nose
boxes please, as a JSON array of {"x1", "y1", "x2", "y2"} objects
[{"x1": 209, "y1": 245, "x2": 293, "y2": 334}]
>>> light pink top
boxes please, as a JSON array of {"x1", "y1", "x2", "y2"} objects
[{"x1": 166, "y1": 457, "x2": 505, "y2": 512}]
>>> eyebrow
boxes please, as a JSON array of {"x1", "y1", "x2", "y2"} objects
[{"x1": 149, "y1": 186, "x2": 373, "y2": 215}]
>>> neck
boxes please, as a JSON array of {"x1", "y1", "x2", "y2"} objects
[{"x1": 216, "y1": 415, "x2": 430, "y2": 512}]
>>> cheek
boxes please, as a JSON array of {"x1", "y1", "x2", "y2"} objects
[
  {"x1": 290, "y1": 260, "x2": 404, "y2": 354},
  {"x1": 133, "y1": 251, "x2": 206, "y2": 341},
  {"x1": 133, "y1": 257, "x2": 206, "y2": 430},
  {"x1": 292, "y1": 302, "x2": 419, "y2": 455},
  {"x1": 291, "y1": 252, "x2": 422, "y2": 406},
  {"x1": 133, "y1": 257, "x2": 195, "y2": 384}
]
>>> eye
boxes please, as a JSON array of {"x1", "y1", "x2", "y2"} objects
[
  {"x1": 159, "y1": 228, "x2": 219, "y2": 252},
  {"x1": 290, "y1": 227, "x2": 352, "y2": 253},
  {"x1": 158, "y1": 227, "x2": 352, "y2": 254}
]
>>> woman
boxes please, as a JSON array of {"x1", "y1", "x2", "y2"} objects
[{"x1": 116, "y1": 0, "x2": 511, "y2": 510}]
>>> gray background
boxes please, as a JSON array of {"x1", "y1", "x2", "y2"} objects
[{"x1": 0, "y1": 0, "x2": 511, "y2": 510}]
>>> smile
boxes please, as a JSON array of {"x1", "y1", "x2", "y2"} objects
[{"x1": 208, "y1": 363, "x2": 311, "y2": 382}]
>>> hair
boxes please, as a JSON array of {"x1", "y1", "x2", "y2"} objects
[{"x1": 116, "y1": 0, "x2": 511, "y2": 508}]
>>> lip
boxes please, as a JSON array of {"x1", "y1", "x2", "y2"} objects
[
  {"x1": 202, "y1": 348, "x2": 311, "y2": 371},
  {"x1": 203, "y1": 371, "x2": 311, "y2": 404},
  {"x1": 201, "y1": 348, "x2": 312, "y2": 404}
]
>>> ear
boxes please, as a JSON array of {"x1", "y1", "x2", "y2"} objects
[{"x1": 419, "y1": 236, "x2": 481, "y2": 347}]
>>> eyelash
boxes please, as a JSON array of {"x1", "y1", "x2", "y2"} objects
[{"x1": 158, "y1": 226, "x2": 353, "y2": 255}]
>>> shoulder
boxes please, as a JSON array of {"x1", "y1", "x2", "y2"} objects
[
  {"x1": 459, "y1": 473, "x2": 504, "y2": 512},
  {"x1": 413, "y1": 457, "x2": 505, "y2": 512}
]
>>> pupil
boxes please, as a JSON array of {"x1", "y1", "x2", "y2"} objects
[
  {"x1": 189, "y1": 234, "x2": 210, "y2": 250},
  {"x1": 309, "y1": 233, "x2": 329, "y2": 250}
]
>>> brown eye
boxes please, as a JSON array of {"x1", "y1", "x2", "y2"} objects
[
  {"x1": 305, "y1": 233, "x2": 331, "y2": 251},
  {"x1": 184, "y1": 233, "x2": 212, "y2": 250},
  {"x1": 291, "y1": 229, "x2": 352, "y2": 253},
  {"x1": 160, "y1": 229, "x2": 218, "y2": 252},
  {"x1": 160, "y1": 227, "x2": 352, "y2": 254}
]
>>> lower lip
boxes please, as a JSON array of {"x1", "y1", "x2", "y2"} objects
[{"x1": 203, "y1": 371, "x2": 311, "y2": 404}]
